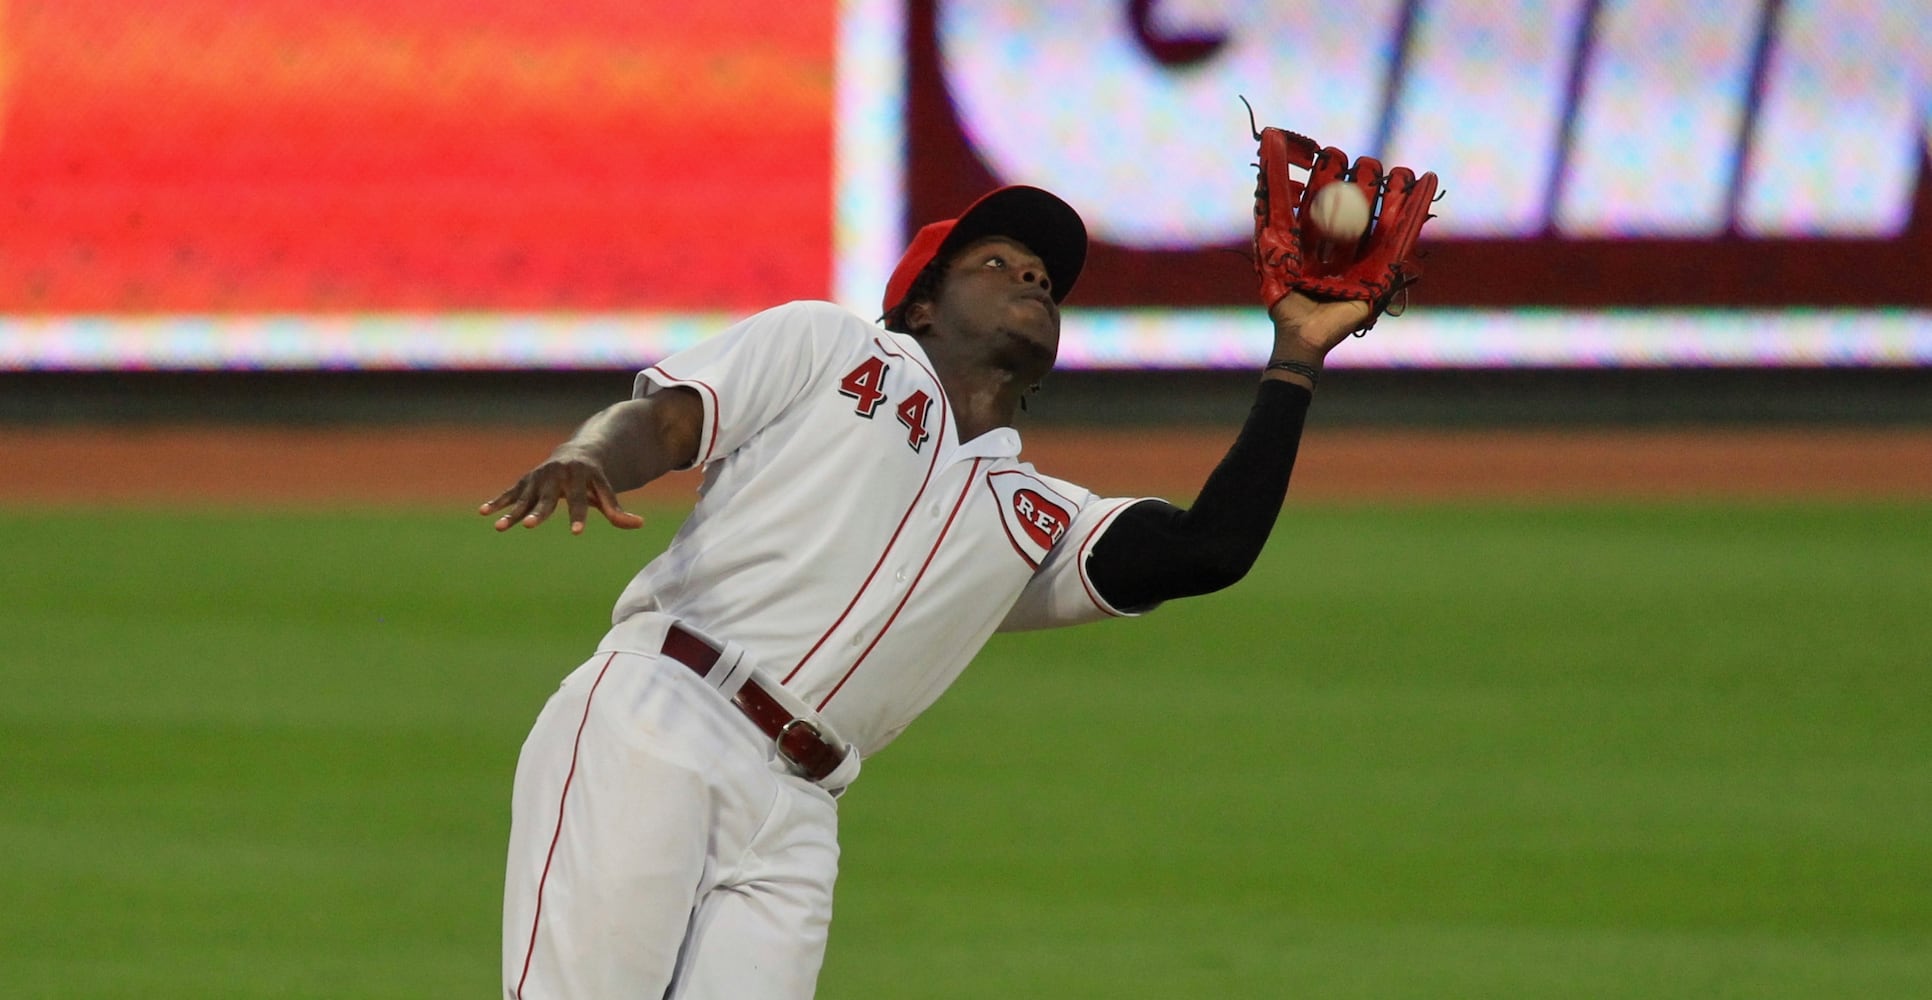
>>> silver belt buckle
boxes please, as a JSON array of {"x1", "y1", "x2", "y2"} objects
[{"x1": 775, "y1": 717, "x2": 824, "y2": 774}]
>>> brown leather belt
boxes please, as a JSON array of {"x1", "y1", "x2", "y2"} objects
[{"x1": 661, "y1": 623, "x2": 845, "y2": 783}]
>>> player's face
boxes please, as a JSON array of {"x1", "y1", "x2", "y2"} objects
[{"x1": 925, "y1": 236, "x2": 1060, "y2": 366}]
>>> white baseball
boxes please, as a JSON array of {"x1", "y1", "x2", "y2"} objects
[{"x1": 1309, "y1": 183, "x2": 1370, "y2": 241}]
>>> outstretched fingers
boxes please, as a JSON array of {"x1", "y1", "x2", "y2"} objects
[
  {"x1": 482, "y1": 464, "x2": 646, "y2": 535},
  {"x1": 521, "y1": 482, "x2": 565, "y2": 529},
  {"x1": 479, "y1": 477, "x2": 540, "y2": 532},
  {"x1": 479, "y1": 462, "x2": 641, "y2": 534},
  {"x1": 586, "y1": 477, "x2": 645, "y2": 532}
]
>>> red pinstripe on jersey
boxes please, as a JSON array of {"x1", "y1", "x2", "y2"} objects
[
  {"x1": 782, "y1": 337, "x2": 950, "y2": 686},
  {"x1": 983, "y1": 470, "x2": 1081, "y2": 570},
  {"x1": 996, "y1": 514, "x2": 1038, "y2": 568},
  {"x1": 643, "y1": 365, "x2": 725, "y2": 466},
  {"x1": 817, "y1": 457, "x2": 985, "y2": 710},
  {"x1": 1072, "y1": 501, "x2": 1139, "y2": 618},
  {"x1": 515, "y1": 651, "x2": 620, "y2": 999}
]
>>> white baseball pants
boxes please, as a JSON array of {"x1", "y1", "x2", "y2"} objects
[{"x1": 503, "y1": 643, "x2": 841, "y2": 999}]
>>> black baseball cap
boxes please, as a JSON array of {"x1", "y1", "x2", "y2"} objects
[{"x1": 881, "y1": 185, "x2": 1088, "y2": 316}]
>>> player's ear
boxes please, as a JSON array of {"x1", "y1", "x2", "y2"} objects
[{"x1": 904, "y1": 298, "x2": 935, "y2": 335}]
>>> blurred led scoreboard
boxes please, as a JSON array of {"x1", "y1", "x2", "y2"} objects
[{"x1": 2, "y1": 0, "x2": 1927, "y2": 371}]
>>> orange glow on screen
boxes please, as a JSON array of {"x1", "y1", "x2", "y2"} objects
[{"x1": 0, "y1": 0, "x2": 836, "y2": 312}]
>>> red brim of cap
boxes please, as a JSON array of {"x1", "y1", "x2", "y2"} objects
[{"x1": 882, "y1": 185, "x2": 1088, "y2": 317}]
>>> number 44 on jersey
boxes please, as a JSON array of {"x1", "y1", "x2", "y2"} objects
[{"x1": 839, "y1": 356, "x2": 933, "y2": 453}]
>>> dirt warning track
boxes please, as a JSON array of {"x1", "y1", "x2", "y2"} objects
[{"x1": 3, "y1": 426, "x2": 1928, "y2": 505}]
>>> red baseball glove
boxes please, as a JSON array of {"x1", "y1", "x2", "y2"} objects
[{"x1": 1252, "y1": 122, "x2": 1438, "y2": 330}]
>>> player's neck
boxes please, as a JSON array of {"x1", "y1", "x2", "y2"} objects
[
  {"x1": 920, "y1": 349, "x2": 1030, "y2": 441},
  {"x1": 943, "y1": 375, "x2": 1022, "y2": 441},
  {"x1": 913, "y1": 319, "x2": 1052, "y2": 440}
]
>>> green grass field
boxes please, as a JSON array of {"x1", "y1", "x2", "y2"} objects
[{"x1": 3, "y1": 503, "x2": 1928, "y2": 998}]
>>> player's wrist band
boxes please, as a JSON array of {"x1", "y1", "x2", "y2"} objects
[{"x1": 1265, "y1": 359, "x2": 1321, "y2": 384}]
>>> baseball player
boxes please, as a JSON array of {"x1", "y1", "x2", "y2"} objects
[{"x1": 483, "y1": 129, "x2": 1436, "y2": 999}]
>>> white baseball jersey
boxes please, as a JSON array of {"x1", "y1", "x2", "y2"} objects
[{"x1": 614, "y1": 300, "x2": 1152, "y2": 759}]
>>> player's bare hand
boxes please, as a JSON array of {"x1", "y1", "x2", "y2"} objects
[
  {"x1": 1268, "y1": 292, "x2": 1373, "y2": 357},
  {"x1": 478, "y1": 456, "x2": 646, "y2": 535}
]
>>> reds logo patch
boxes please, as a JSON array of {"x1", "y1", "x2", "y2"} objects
[
  {"x1": 1013, "y1": 489, "x2": 1068, "y2": 548},
  {"x1": 987, "y1": 471, "x2": 1079, "y2": 569}
]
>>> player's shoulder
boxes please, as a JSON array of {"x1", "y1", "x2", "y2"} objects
[
  {"x1": 1001, "y1": 460, "x2": 1094, "y2": 508},
  {"x1": 726, "y1": 300, "x2": 879, "y2": 358},
  {"x1": 750, "y1": 299, "x2": 875, "y2": 335}
]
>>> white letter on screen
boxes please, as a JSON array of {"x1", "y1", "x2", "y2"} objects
[
  {"x1": 1560, "y1": 1, "x2": 1755, "y2": 235},
  {"x1": 1740, "y1": 0, "x2": 1929, "y2": 236},
  {"x1": 1384, "y1": 0, "x2": 1591, "y2": 236},
  {"x1": 937, "y1": 0, "x2": 1404, "y2": 249}
]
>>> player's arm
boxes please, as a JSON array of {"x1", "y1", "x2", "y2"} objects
[
  {"x1": 1085, "y1": 118, "x2": 1439, "y2": 608},
  {"x1": 1084, "y1": 294, "x2": 1366, "y2": 609},
  {"x1": 478, "y1": 386, "x2": 704, "y2": 535}
]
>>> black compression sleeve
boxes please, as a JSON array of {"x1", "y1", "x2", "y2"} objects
[{"x1": 1084, "y1": 379, "x2": 1312, "y2": 610}]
